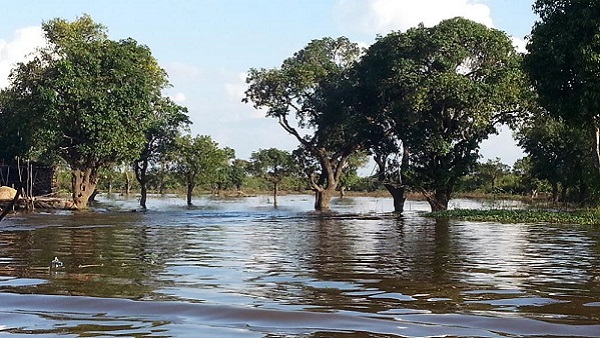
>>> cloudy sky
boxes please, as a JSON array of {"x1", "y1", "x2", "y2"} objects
[{"x1": 0, "y1": 0, "x2": 536, "y2": 171}]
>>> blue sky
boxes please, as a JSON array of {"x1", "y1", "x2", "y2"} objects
[{"x1": 0, "y1": 0, "x2": 537, "y2": 169}]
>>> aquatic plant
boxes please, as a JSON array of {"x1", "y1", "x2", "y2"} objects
[{"x1": 424, "y1": 208, "x2": 600, "y2": 226}]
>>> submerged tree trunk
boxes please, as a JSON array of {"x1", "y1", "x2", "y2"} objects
[
  {"x1": 124, "y1": 167, "x2": 132, "y2": 195},
  {"x1": 314, "y1": 187, "x2": 335, "y2": 211},
  {"x1": 374, "y1": 144, "x2": 410, "y2": 213},
  {"x1": 384, "y1": 184, "x2": 406, "y2": 213},
  {"x1": 134, "y1": 160, "x2": 149, "y2": 210},
  {"x1": 186, "y1": 183, "x2": 195, "y2": 206},
  {"x1": 71, "y1": 167, "x2": 98, "y2": 209},
  {"x1": 424, "y1": 188, "x2": 451, "y2": 212},
  {"x1": 273, "y1": 182, "x2": 279, "y2": 208},
  {"x1": 339, "y1": 186, "x2": 346, "y2": 199},
  {"x1": 312, "y1": 168, "x2": 338, "y2": 211},
  {"x1": 140, "y1": 183, "x2": 148, "y2": 209},
  {"x1": 89, "y1": 189, "x2": 99, "y2": 201},
  {"x1": 158, "y1": 161, "x2": 167, "y2": 195}
]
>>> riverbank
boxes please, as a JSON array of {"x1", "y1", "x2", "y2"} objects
[{"x1": 425, "y1": 208, "x2": 600, "y2": 226}]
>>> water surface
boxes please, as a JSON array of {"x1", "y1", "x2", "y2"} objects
[{"x1": 0, "y1": 194, "x2": 599, "y2": 337}]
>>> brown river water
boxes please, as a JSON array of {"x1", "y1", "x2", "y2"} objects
[{"x1": 0, "y1": 194, "x2": 599, "y2": 337}]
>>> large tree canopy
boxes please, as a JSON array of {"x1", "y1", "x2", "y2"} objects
[
  {"x1": 525, "y1": 0, "x2": 600, "y2": 170},
  {"x1": 357, "y1": 17, "x2": 523, "y2": 211},
  {"x1": 0, "y1": 15, "x2": 170, "y2": 208},
  {"x1": 244, "y1": 37, "x2": 364, "y2": 211}
]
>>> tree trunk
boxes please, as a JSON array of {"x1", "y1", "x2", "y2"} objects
[
  {"x1": 273, "y1": 182, "x2": 279, "y2": 208},
  {"x1": 307, "y1": 148, "x2": 345, "y2": 212},
  {"x1": 551, "y1": 182, "x2": 559, "y2": 203},
  {"x1": 594, "y1": 123, "x2": 600, "y2": 172},
  {"x1": 186, "y1": 183, "x2": 195, "y2": 206},
  {"x1": 124, "y1": 168, "x2": 131, "y2": 195},
  {"x1": 314, "y1": 187, "x2": 334, "y2": 211},
  {"x1": 134, "y1": 160, "x2": 148, "y2": 210},
  {"x1": 140, "y1": 183, "x2": 147, "y2": 209},
  {"x1": 374, "y1": 145, "x2": 410, "y2": 214},
  {"x1": 89, "y1": 189, "x2": 99, "y2": 201},
  {"x1": 424, "y1": 188, "x2": 451, "y2": 212},
  {"x1": 159, "y1": 161, "x2": 167, "y2": 195},
  {"x1": 72, "y1": 168, "x2": 98, "y2": 209},
  {"x1": 384, "y1": 184, "x2": 406, "y2": 213}
]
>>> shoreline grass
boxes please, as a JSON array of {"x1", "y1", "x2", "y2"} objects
[{"x1": 424, "y1": 208, "x2": 600, "y2": 226}]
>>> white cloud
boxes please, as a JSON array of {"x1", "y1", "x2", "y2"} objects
[
  {"x1": 169, "y1": 92, "x2": 187, "y2": 103},
  {"x1": 511, "y1": 36, "x2": 527, "y2": 54},
  {"x1": 334, "y1": 0, "x2": 493, "y2": 34},
  {"x1": 0, "y1": 26, "x2": 45, "y2": 88},
  {"x1": 334, "y1": 0, "x2": 526, "y2": 58}
]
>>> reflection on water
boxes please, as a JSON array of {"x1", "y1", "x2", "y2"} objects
[{"x1": 0, "y1": 194, "x2": 599, "y2": 337}]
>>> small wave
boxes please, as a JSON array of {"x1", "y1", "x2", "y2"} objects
[{"x1": 2, "y1": 293, "x2": 600, "y2": 337}]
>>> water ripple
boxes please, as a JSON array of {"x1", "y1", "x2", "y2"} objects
[{"x1": 0, "y1": 195, "x2": 599, "y2": 336}]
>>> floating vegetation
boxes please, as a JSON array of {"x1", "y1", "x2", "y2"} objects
[{"x1": 423, "y1": 209, "x2": 600, "y2": 226}]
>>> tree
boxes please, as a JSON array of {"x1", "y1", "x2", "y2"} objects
[
  {"x1": 151, "y1": 151, "x2": 180, "y2": 195},
  {"x1": 525, "y1": 0, "x2": 600, "y2": 171},
  {"x1": 512, "y1": 157, "x2": 551, "y2": 198},
  {"x1": 213, "y1": 159, "x2": 248, "y2": 193},
  {"x1": 0, "y1": 92, "x2": 37, "y2": 163},
  {"x1": 353, "y1": 34, "x2": 413, "y2": 213},
  {"x1": 228, "y1": 159, "x2": 249, "y2": 191},
  {"x1": 173, "y1": 135, "x2": 230, "y2": 206},
  {"x1": 244, "y1": 37, "x2": 364, "y2": 211},
  {"x1": 515, "y1": 114, "x2": 596, "y2": 204},
  {"x1": 213, "y1": 147, "x2": 236, "y2": 194},
  {"x1": 133, "y1": 97, "x2": 190, "y2": 210},
  {"x1": 476, "y1": 158, "x2": 510, "y2": 193},
  {"x1": 356, "y1": 18, "x2": 523, "y2": 211},
  {"x1": 249, "y1": 148, "x2": 296, "y2": 207},
  {"x1": 0, "y1": 15, "x2": 169, "y2": 209}
]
